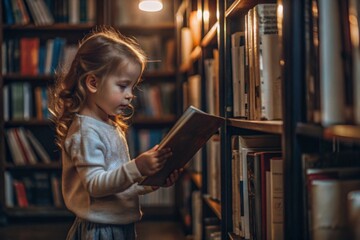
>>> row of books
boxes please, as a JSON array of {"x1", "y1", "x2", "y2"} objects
[
  {"x1": 3, "y1": 0, "x2": 96, "y2": 25},
  {"x1": 4, "y1": 172, "x2": 63, "y2": 208},
  {"x1": 3, "y1": 83, "x2": 49, "y2": 121},
  {"x1": 187, "y1": 49, "x2": 221, "y2": 117},
  {"x1": 134, "y1": 83, "x2": 176, "y2": 118},
  {"x1": 304, "y1": 0, "x2": 360, "y2": 126},
  {"x1": 5, "y1": 127, "x2": 52, "y2": 166},
  {"x1": 2, "y1": 37, "x2": 77, "y2": 75},
  {"x1": 302, "y1": 151, "x2": 360, "y2": 240},
  {"x1": 231, "y1": 3, "x2": 282, "y2": 120},
  {"x1": 231, "y1": 135, "x2": 283, "y2": 240}
]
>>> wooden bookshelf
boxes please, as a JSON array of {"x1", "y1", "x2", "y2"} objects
[
  {"x1": 190, "y1": 172, "x2": 202, "y2": 189},
  {"x1": 297, "y1": 123, "x2": 360, "y2": 144},
  {"x1": 174, "y1": 0, "x2": 360, "y2": 239},
  {"x1": 203, "y1": 196, "x2": 221, "y2": 220},
  {"x1": 228, "y1": 119, "x2": 283, "y2": 134}
]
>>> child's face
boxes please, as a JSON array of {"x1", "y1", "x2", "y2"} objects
[{"x1": 95, "y1": 62, "x2": 141, "y2": 117}]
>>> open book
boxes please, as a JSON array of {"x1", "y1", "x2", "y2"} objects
[{"x1": 139, "y1": 105, "x2": 225, "y2": 186}]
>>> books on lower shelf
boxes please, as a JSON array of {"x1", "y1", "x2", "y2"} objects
[
  {"x1": 5, "y1": 127, "x2": 52, "y2": 165},
  {"x1": 139, "y1": 105, "x2": 224, "y2": 186},
  {"x1": 4, "y1": 171, "x2": 64, "y2": 208},
  {"x1": 301, "y1": 151, "x2": 360, "y2": 240},
  {"x1": 231, "y1": 134, "x2": 282, "y2": 239}
]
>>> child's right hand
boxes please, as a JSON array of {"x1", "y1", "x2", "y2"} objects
[{"x1": 134, "y1": 145, "x2": 172, "y2": 176}]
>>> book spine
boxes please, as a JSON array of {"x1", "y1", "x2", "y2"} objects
[{"x1": 318, "y1": 0, "x2": 346, "y2": 125}]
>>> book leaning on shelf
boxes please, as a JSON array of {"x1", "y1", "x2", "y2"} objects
[{"x1": 139, "y1": 105, "x2": 225, "y2": 186}]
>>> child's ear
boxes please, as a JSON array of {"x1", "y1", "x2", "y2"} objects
[{"x1": 85, "y1": 75, "x2": 98, "y2": 93}]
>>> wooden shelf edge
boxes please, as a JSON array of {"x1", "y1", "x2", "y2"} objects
[
  {"x1": 203, "y1": 195, "x2": 221, "y2": 220},
  {"x1": 297, "y1": 123, "x2": 360, "y2": 143},
  {"x1": 225, "y1": 0, "x2": 274, "y2": 18},
  {"x1": 190, "y1": 172, "x2": 202, "y2": 189},
  {"x1": 201, "y1": 22, "x2": 218, "y2": 47},
  {"x1": 324, "y1": 125, "x2": 360, "y2": 143},
  {"x1": 227, "y1": 119, "x2": 283, "y2": 134},
  {"x1": 180, "y1": 46, "x2": 202, "y2": 72}
]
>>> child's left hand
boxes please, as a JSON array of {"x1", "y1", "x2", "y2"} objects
[{"x1": 151, "y1": 168, "x2": 184, "y2": 190}]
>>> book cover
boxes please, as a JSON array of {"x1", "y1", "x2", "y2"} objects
[{"x1": 139, "y1": 106, "x2": 224, "y2": 186}]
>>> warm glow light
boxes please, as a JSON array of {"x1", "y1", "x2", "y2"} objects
[
  {"x1": 139, "y1": 0, "x2": 163, "y2": 12},
  {"x1": 203, "y1": 10, "x2": 209, "y2": 23}
]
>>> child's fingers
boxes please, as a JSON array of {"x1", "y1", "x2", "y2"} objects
[{"x1": 156, "y1": 147, "x2": 172, "y2": 156}]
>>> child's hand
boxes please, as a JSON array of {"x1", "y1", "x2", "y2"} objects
[
  {"x1": 135, "y1": 145, "x2": 172, "y2": 176},
  {"x1": 163, "y1": 168, "x2": 183, "y2": 187},
  {"x1": 151, "y1": 168, "x2": 183, "y2": 190}
]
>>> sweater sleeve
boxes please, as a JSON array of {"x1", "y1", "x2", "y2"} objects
[{"x1": 66, "y1": 128, "x2": 143, "y2": 198}]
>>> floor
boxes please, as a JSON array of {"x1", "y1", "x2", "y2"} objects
[{"x1": 0, "y1": 218, "x2": 189, "y2": 240}]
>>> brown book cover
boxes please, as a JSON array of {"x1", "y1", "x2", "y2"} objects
[{"x1": 139, "y1": 105, "x2": 224, "y2": 186}]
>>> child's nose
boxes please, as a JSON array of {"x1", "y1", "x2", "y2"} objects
[{"x1": 125, "y1": 92, "x2": 134, "y2": 100}]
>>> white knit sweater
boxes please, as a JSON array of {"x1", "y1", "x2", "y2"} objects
[{"x1": 62, "y1": 114, "x2": 153, "y2": 224}]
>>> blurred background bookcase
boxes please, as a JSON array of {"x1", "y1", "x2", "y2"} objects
[
  {"x1": 175, "y1": 0, "x2": 360, "y2": 239},
  {"x1": 0, "y1": 0, "x2": 179, "y2": 221},
  {"x1": 0, "y1": 0, "x2": 109, "y2": 219}
]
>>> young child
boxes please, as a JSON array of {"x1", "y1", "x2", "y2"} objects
[{"x1": 49, "y1": 27, "x2": 181, "y2": 240}]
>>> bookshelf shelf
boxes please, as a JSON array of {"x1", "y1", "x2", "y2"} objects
[
  {"x1": 190, "y1": 172, "x2": 202, "y2": 189},
  {"x1": 296, "y1": 123, "x2": 360, "y2": 144},
  {"x1": 201, "y1": 22, "x2": 218, "y2": 47},
  {"x1": 179, "y1": 46, "x2": 202, "y2": 73},
  {"x1": 324, "y1": 125, "x2": 360, "y2": 143},
  {"x1": 225, "y1": 0, "x2": 273, "y2": 18},
  {"x1": 203, "y1": 196, "x2": 221, "y2": 220},
  {"x1": 227, "y1": 119, "x2": 283, "y2": 134}
]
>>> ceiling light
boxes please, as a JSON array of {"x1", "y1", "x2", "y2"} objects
[{"x1": 139, "y1": 0, "x2": 163, "y2": 12}]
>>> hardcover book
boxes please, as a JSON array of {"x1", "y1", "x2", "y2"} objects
[{"x1": 139, "y1": 105, "x2": 224, "y2": 186}]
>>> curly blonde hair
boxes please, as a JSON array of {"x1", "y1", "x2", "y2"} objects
[{"x1": 49, "y1": 26, "x2": 147, "y2": 149}]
